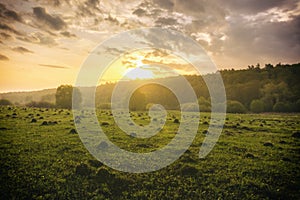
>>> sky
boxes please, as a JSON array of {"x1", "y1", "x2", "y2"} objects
[{"x1": 0, "y1": 0, "x2": 299, "y2": 92}]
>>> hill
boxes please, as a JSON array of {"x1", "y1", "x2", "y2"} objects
[
  {"x1": 95, "y1": 63, "x2": 300, "y2": 112},
  {"x1": 0, "y1": 88, "x2": 56, "y2": 105},
  {"x1": 1, "y1": 62, "x2": 299, "y2": 112}
]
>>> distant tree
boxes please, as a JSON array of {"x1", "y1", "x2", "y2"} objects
[
  {"x1": 0, "y1": 99, "x2": 12, "y2": 106},
  {"x1": 129, "y1": 90, "x2": 146, "y2": 111},
  {"x1": 232, "y1": 80, "x2": 261, "y2": 108},
  {"x1": 275, "y1": 62, "x2": 282, "y2": 68},
  {"x1": 248, "y1": 65, "x2": 255, "y2": 70},
  {"x1": 296, "y1": 99, "x2": 300, "y2": 112},
  {"x1": 142, "y1": 84, "x2": 179, "y2": 110},
  {"x1": 198, "y1": 96, "x2": 211, "y2": 112},
  {"x1": 250, "y1": 99, "x2": 264, "y2": 113},
  {"x1": 41, "y1": 94, "x2": 55, "y2": 103},
  {"x1": 55, "y1": 85, "x2": 82, "y2": 109},
  {"x1": 261, "y1": 82, "x2": 292, "y2": 111},
  {"x1": 265, "y1": 63, "x2": 274, "y2": 69},
  {"x1": 273, "y1": 102, "x2": 289, "y2": 112},
  {"x1": 227, "y1": 100, "x2": 247, "y2": 113},
  {"x1": 265, "y1": 63, "x2": 274, "y2": 78}
]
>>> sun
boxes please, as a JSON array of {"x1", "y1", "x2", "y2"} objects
[
  {"x1": 123, "y1": 66, "x2": 155, "y2": 80},
  {"x1": 122, "y1": 54, "x2": 155, "y2": 80}
]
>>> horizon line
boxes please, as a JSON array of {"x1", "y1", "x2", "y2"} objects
[{"x1": 1, "y1": 62, "x2": 298, "y2": 94}]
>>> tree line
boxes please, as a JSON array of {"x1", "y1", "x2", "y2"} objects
[
  {"x1": 95, "y1": 62, "x2": 300, "y2": 113},
  {"x1": 0, "y1": 63, "x2": 299, "y2": 113}
]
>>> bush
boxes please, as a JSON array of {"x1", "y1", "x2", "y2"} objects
[
  {"x1": 227, "y1": 100, "x2": 247, "y2": 113},
  {"x1": 0, "y1": 99, "x2": 12, "y2": 106},
  {"x1": 199, "y1": 104, "x2": 211, "y2": 112},
  {"x1": 129, "y1": 90, "x2": 146, "y2": 111},
  {"x1": 250, "y1": 99, "x2": 264, "y2": 113},
  {"x1": 146, "y1": 103, "x2": 164, "y2": 111},
  {"x1": 181, "y1": 103, "x2": 199, "y2": 112},
  {"x1": 273, "y1": 102, "x2": 289, "y2": 112},
  {"x1": 198, "y1": 97, "x2": 211, "y2": 112}
]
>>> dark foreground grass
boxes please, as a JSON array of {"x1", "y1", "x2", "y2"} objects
[{"x1": 0, "y1": 106, "x2": 299, "y2": 199}]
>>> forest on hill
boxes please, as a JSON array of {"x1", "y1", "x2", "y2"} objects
[
  {"x1": 95, "y1": 63, "x2": 300, "y2": 113},
  {"x1": 1, "y1": 63, "x2": 300, "y2": 113}
]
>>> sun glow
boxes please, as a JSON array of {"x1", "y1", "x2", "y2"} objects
[
  {"x1": 123, "y1": 66, "x2": 155, "y2": 80},
  {"x1": 99, "y1": 49, "x2": 194, "y2": 85},
  {"x1": 123, "y1": 55, "x2": 155, "y2": 80}
]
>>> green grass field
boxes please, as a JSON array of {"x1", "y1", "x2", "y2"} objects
[{"x1": 1, "y1": 106, "x2": 299, "y2": 199}]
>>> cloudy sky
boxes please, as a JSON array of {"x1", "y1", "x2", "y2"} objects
[{"x1": 0, "y1": 0, "x2": 299, "y2": 92}]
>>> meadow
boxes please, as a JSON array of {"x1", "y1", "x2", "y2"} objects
[{"x1": 0, "y1": 106, "x2": 299, "y2": 199}]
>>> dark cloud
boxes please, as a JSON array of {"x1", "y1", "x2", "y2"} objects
[
  {"x1": 0, "y1": 32, "x2": 12, "y2": 40},
  {"x1": 12, "y1": 46, "x2": 34, "y2": 54},
  {"x1": 185, "y1": 20, "x2": 208, "y2": 34},
  {"x1": 0, "y1": 3, "x2": 22, "y2": 22},
  {"x1": 52, "y1": 0, "x2": 61, "y2": 7},
  {"x1": 51, "y1": 0, "x2": 74, "y2": 7},
  {"x1": 102, "y1": 46, "x2": 124, "y2": 56},
  {"x1": 173, "y1": 0, "x2": 226, "y2": 32},
  {"x1": 0, "y1": 53, "x2": 9, "y2": 61},
  {"x1": 104, "y1": 14, "x2": 119, "y2": 25},
  {"x1": 17, "y1": 32, "x2": 57, "y2": 47},
  {"x1": 174, "y1": 0, "x2": 205, "y2": 14},
  {"x1": 132, "y1": 8, "x2": 146, "y2": 16},
  {"x1": 133, "y1": 1, "x2": 163, "y2": 18},
  {"x1": 152, "y1": 0, "x2": 174, "y2": 10},
  {"x1": 133, "y1": 7, "x2": 163, "y2": 18},
  {"x1": 132, "y1": 0, "x2": 226, "y2": 39},
  {"x1": 222, "y1": 14, "x2": 300, "y2": 66},
  {"x1": 31, "y1": 0, "x2": 73, "y2": 7},
  {"x1": 60, "y1": 31, "x2": 76, "y2": 38},
  {"x1": 76, "y1": 0, "x2": 102, "y2": 18},
  {"x1": 0, "y1": 3, "x2": 4, "y2": 10},
  {"x1": 72, "y1": 0, "x2": 105, "y2": 29},
  {"x1": 47, "y1": 0, "x2": 63, "y2": 7},
  {"x1": 155, "y1": 17, "x2": 178, "y2": 26},
  {"x1": 39, "y1": 64, "x2": 69, "y2": 69},
  {"x1": 33, "y1": 7, "x2": 67, "y2": 30},
  {"x1": 2, "y1": 9, "x2": 22, "y2": 22},
  {"x1": 216, "y1": 0, "x2": 296, "y2": 14},
  {"x1": 76, "y1": 5, "x2": 94, "y2": 17},
  {"x1": 85, "y1": 0, "x2": 101, "y2": 8},
  {"x1": 0, "y1": 22, "x2": 21, "y2": 35},
  {"x1": 255, "y1": 16, "x2": 300, "y2": 58}
]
